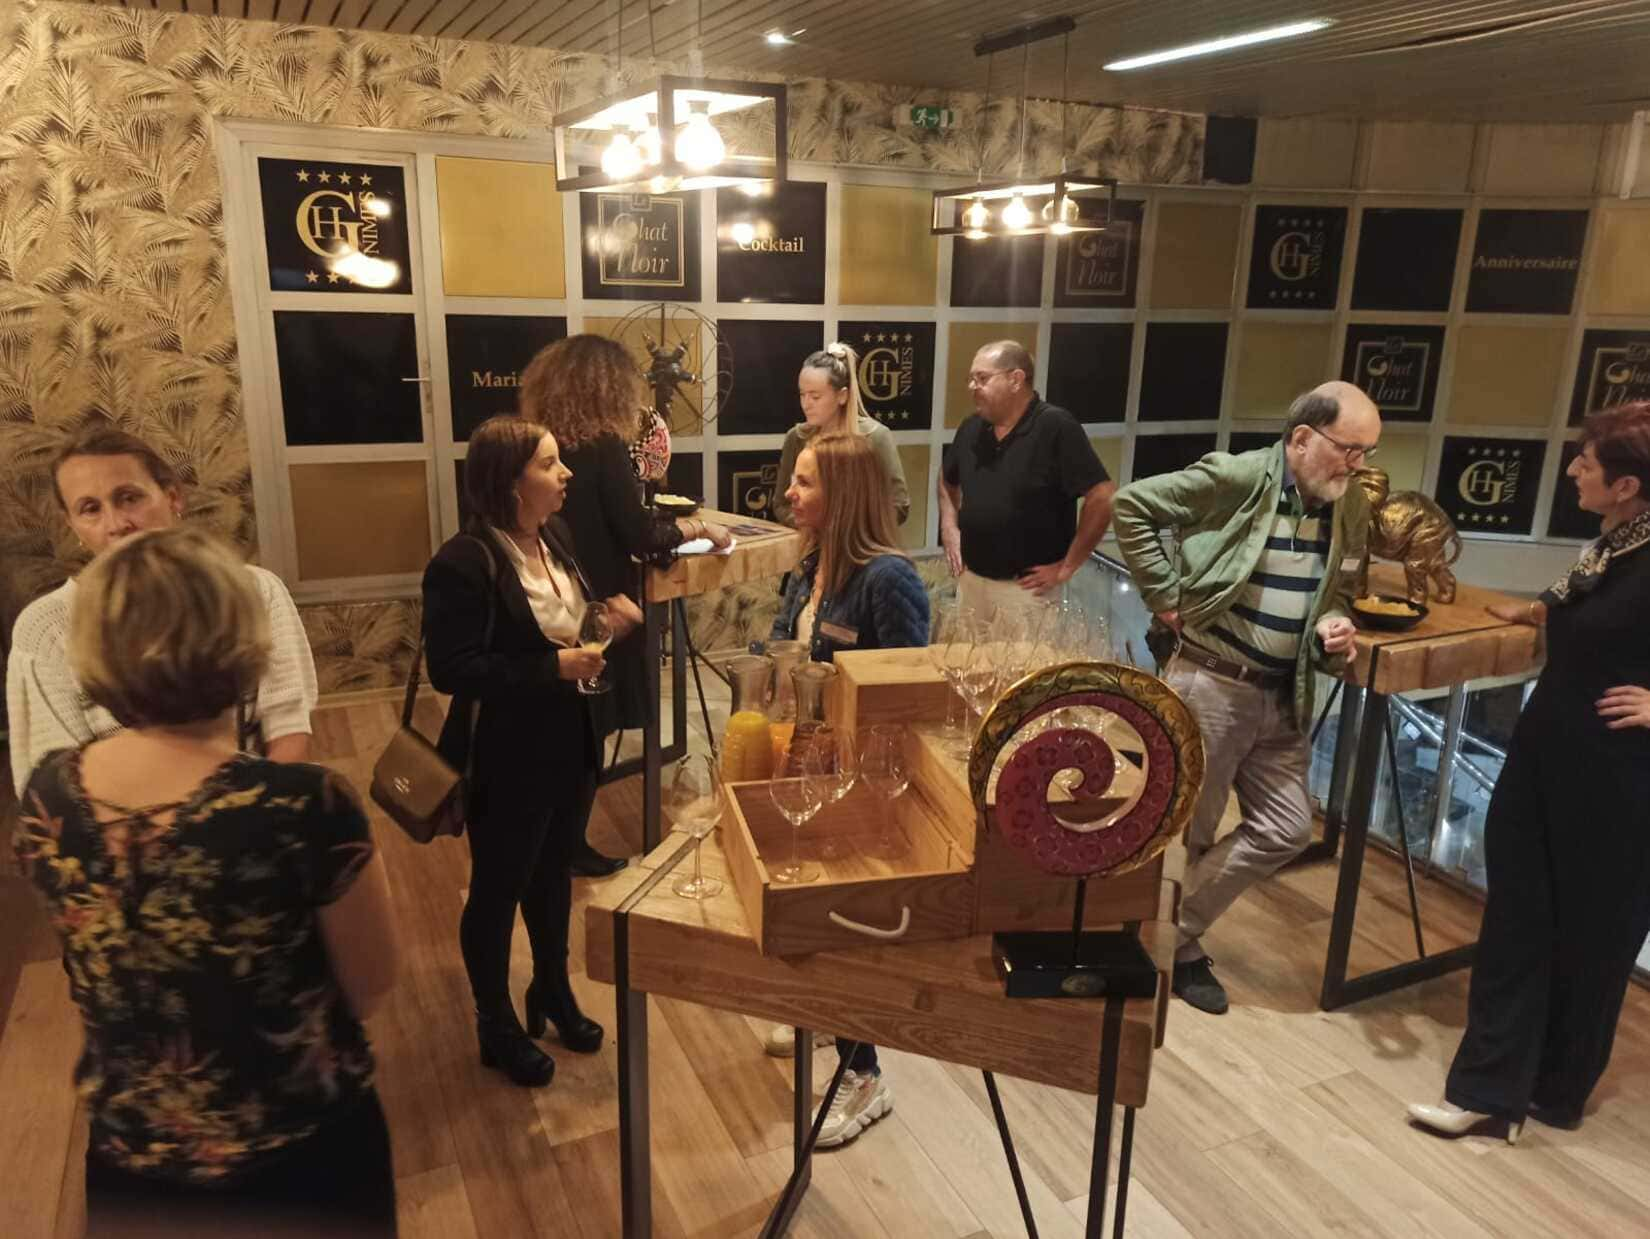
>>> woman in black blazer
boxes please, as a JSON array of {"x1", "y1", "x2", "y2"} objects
[
  {"x1": 423, "y1": 415, "x2": 642, "y2": 1087},
  {"x1": 519, "y1": 336, "x2": 731, "y2": 769}
]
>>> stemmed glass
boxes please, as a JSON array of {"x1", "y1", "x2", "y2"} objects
[
  {"x1": 666, "y1": 755, "x2": 726, "y2": 900},
  {"x1": 769, "y1": 752, "x2": 823, "y2": 885},
  {"x1": 929, "y1": 606, "x2": 975, "y2": 750},
  {"x1": 575, "y1": 601, "x2": 613, "y2": 695},
  {"x1": 860, "y1": 724, "x2": 910, "y2": 858}
]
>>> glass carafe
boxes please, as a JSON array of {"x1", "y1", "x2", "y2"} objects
[
  {"x1": 765, "y1": 640, "x2": 809, "y2": 772},
  {"x1": 721, "y1": 654, "x2": 776, "y2": 782},
  {"x1": 781, "y1": 662, "x2": 839, "y2": 776}
]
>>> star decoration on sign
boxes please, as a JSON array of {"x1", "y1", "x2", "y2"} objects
[
  {"x1": 339, "y1": 172, "x2": 352, "y2": 185},
  {"x1": 296, "y1": 169, "x2": 310, "y2": 182},
  {"x1": 318, "y1": 171, "x2": 332, "y2": 183},
  {"x1": 360, "y1": 174, "x2": 372, "y2": 186},
  {"x1": 305, "y1": 271, "x2": 319, "y2": 284},
  {"x1": 326, "y1": 272, "x2": 341, "y2": 284}
]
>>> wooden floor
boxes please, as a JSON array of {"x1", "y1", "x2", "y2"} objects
[{"x1": 4, "y1": 695, "x2": 1650, "y2": 1238}]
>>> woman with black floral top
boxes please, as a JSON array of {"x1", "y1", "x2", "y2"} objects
[{"x1": 16, "y1": 527, "x2": 399, "y2": 1237}]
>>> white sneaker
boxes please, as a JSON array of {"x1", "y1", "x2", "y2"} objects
[
  {"x1": 813, "y1": 1070, "x2": 892, "y2": 1148},
  {"x1": 764, "y1": 1024, "x2": 835, "y2": 1057}
]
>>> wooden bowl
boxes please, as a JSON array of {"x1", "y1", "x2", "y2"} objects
[
  {"x1": 653, "y1": 494, "x2": 700, "y2": 518},
  {"x1": 1352, "y1": 594, "x2": 1428, "y2": 632}
]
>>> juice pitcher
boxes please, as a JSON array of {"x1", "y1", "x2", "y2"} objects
[
  {"x1": 765, "y1": 640, "x2": 808, "y2": 771},
  {"x1": 721, "y1": 654, "x2": 775, "y2": 782}
]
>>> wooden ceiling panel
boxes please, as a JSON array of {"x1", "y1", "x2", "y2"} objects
[{"x1": 78, "y1": 0, "x2": 1650, "y2": 121}]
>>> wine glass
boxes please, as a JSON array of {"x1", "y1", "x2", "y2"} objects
[
  {"x1": 666, "y1": 755, "x2": 726, "y2": 900},
  {"x1": 929, "y1": 608, "x2": 971, "y2": 746},
  {"x1": 860, "y1": 724, "x2": 910, "y2": 858},
  {"x1": 768, "y1": 764, "x2": 822, "y2": 884},
  {"x1": 576, "y1": 601, "x2": 613, "y2": 695}
]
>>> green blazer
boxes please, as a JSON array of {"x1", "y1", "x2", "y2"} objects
[{"x1": 1112, "y1": 441, "x2": 1370, "y2": 731}]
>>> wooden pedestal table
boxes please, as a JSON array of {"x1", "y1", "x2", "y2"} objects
[
  {"x1": 633, "y1": 511, "x2": 801, "y2": 851},
  {"x1": 1312, "y1": 564, "x2": 1542, "y2": 1010},
  {"x1": 586, "y1": 828, "x2": 1175, "y2": 1238}
]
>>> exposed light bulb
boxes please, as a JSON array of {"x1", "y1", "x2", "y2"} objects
[
  {"x1": 1002, "y1": 195, "x2": 1033, "y2": 231},
  {"x1": 601, "y1": 129, "x2": 644, "y2": 181},
  {"x1": 1043, "y1": 194, "x2": 1079, "y2": 235},
  {"x1": 961, "y1": 199, "x2": 990, "y2": 230},
  {"x1": 964, "y1": 230, "x2": 988, "y2": 240},
  {"x1": 675, "y1": 101, "x2": 725, "y2": 172}
]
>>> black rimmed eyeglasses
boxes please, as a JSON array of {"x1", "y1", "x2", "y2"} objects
[{"x1": 1309, "y1": 424, "x2": 1379, "y2": 464}]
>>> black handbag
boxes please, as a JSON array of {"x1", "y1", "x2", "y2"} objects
[{"x1": 370, "y1": 538, "x2": 497, "y2": 843}]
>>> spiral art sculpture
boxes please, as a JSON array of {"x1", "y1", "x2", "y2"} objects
[{"x1": 968, "y1": 662, "x2": 1205, "y2": 880}]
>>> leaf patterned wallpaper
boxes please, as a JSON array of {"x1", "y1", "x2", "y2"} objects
[{"x1": 0, "y1": 0, "x2": 1202, "y2": 698}]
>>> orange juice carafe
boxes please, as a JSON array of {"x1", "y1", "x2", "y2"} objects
[
  {"x1": 721, "y1": 654, "x2": 776, "y2": 782},
  {"x1": 766, "y1": 640, "x2": 808, "y2": 771}
]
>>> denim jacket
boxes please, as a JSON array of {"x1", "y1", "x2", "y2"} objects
[{"x1": 771, "y1": 550, "x2": 930, "y2": 662}]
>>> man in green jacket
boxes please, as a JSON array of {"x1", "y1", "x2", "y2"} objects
[{"x1": 1113, "y1": 380, "x2": 1379, "y2": 1014}]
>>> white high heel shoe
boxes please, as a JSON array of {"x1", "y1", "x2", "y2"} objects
[{"x1": 1407, "y1": 1100, "x2": 1523, "y2": 1145}]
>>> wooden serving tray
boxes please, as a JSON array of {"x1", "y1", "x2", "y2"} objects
[{"x1": 720, "y1": 779, "x2": 976, "y2": 957}]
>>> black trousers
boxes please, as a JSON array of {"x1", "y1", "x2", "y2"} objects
[
  {"x1": 1446, "y1": 730, "x2": 1650, "y2": 1119},
  {"x1": 85, "y1": 1091, "x2": 395, "y2": 1238},
  {"x1": 837, "y1": 1038, "x2": 878, "y2": 1074},
  {"x1": 461, "y1": 759, "x2": 598, "y2": 1017}
]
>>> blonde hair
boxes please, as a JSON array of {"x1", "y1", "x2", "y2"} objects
[
  {"x1": 519, "y1": 334, "x2": 643, "y2": 450},
  {"x1": 801, "y1": 342, "x2": 869, "y2": 438},
  {"x1": 70, "y1": 527, "x2": 270, "y2": 728},
  {"x1": 802, "y1": 434, "x2": 906, "y2": 595}
]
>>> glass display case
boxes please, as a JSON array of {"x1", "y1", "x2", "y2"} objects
[{"x1": 1073, "y1": 551, "x2": 1650, "y2": 979}]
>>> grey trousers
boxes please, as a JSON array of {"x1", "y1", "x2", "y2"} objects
[{"x1": 1163, "y1": 659, "x2": 1314, "y2": 963}]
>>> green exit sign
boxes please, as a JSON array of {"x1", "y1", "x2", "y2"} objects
[{"x1": 905, "y1": 106, "x2": 958, "y2": 130}]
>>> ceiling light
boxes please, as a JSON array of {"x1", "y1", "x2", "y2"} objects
[
  {"x1": 552, "y1": 76, "x2": 787, "y2": 192},
  {"x1": 1001, "y1": 195, "x2": 1033, "y2": 230},
  {"x1": 765, "y1": 32, "x2": 791, "y2": 46},
  {"x1": 1104, "y1": 19, "x2": 1331, "y2": 71},
  {"x1": 962, "y1": 200, "x2": 990, "y2": 230}
]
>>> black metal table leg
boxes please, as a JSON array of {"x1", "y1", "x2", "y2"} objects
[
  {"x1": 759, "y1": 1041, "x2": 858, "y2": 1237},
  {"x1": 1113, "y1": 1108, "x2": 1136, "y2": 1238},
  {"x1": 641, "y1": 600, "x2": 665, "y2": 853},
  {"x1": 1085, "y1": 996, "x2": 1125, "y2": 1237},
  {"x1": 984, "y1": 1071, "x2": 1039, "y2": 1238},
  {"x1": 1293, "y1": 681, "x2": 1362, "y2": 866},
  {"x1": 1319, "y1": 653, "x2": 1475, "y2": 1010}
]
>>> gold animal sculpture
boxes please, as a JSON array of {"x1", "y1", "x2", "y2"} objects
[{"x1": 1354, "y1": 467, "x2": 1462, "y2": 604}]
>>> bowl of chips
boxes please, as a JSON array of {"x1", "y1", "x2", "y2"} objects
[
  {"x1": 653, "y1": 493, "x2": 700, "y2": 517},
  {"x1": 1352, "y1": 594, "x2": 1428, "y2": 632}
]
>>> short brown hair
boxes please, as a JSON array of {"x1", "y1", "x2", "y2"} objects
[
  {"x1": 519, "y1": 334, "x2": 642, "y2": 449},
  {"x1": 1579, "y1": 400, "x2": 1650, "y2": 497},
  {"x1": 805, "y1": 434, "x2": 906, "y2": 595},
  {"x1": 465, "y1": 414, "x2": 545, "y2": 532},
  {"x1": 70, "y1": 526, "x2": 269, "y2": 728},
  {"x1": 983, "y1": 340, "x2": 1036, "y2": 382},
  {"x1": 52, "y1": 423, "x2": 181, "y2": 508}
]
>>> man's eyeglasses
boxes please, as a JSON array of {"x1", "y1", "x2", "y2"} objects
[
  {"x1": 967, "y1": 369, "x2": 1008, "y2": 388},
  {"x1": 1309, "y1": 424, "x2": 1379, "y2": 464}
]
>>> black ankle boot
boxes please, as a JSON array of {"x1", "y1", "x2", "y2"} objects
[
  {"x1": 568, "y1": 841, "x2": 627, "y2": 879},
  {"x1": 525, "y1": 977, "x2": 604, "y2": 1053},
  {"x1": 476, "y1": 1009, "x2": 556, "y2": 1086}
]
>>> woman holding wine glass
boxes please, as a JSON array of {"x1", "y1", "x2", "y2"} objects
[
  {"x1": 422, "y1": 415, "x2": 642, "y2": 1088},
  {"x1": 762, "y1": 432, "x2": 930, "y2": 1146}
]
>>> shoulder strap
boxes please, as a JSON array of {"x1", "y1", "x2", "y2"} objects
[{"x1": 402, "y1": 535, "x2": 501, "y2": 731}]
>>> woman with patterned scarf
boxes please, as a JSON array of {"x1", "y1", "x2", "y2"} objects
[{"x1": 1409, "y1": 401, "x2": 1650, "y2": 1143}]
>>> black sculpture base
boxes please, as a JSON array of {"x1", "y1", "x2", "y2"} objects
[{"x1": 992, "y1": 930, "x2": 1158, "y2": 999}]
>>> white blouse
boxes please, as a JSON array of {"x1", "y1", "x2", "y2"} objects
[{"x1": 490, "y1": 527, "x2": 587, "y2": 646}]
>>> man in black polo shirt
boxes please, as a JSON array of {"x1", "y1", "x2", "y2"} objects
[{"x1": 938, "y1": 340, "x2": 1115, "y2": 619}]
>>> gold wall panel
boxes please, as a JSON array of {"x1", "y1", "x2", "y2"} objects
[
  {"x1": 1447, "y1": 325, "x2": 1568, "y2": 426},
  {"x1": 436, "y1": 157, "x2": 565, "y2": 299},
  {"x1": 897, "y1": 444, "x2": 930, "y2": 550},
  {"x1": 1231, "y1": 322, "x2": 1334, "y2": 420},
  {"x1": 840, "y1": 185, "x2": 938, "y2": 307},
  {"x1": 944, "y1": 321, "x2": 1037, "y2": 427},
  {"x1": 1151, "y1": 203, "x2": 1242, "y2": 309},
  {"x1": 1090, "y1": 435, "x2": 1124, "y2": 484},
  {"x1": 1376, "y1": 431, "x2": 1429, "y2": 493},
  {"x1": 290, "y1": 462, "x2": 432, "y2": 580},
  {"x1": 1586, "y1": 208, "x2": 1650, "y2": 316},
  {"x1": 583, "y1": 314, "x2": 704, "y2": 435}
]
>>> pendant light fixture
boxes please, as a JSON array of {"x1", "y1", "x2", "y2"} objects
[
  {"x1": 553, "y1": 0, "x2": 787, "y2": 193},
  {"x1": 932, "y1": 17, "x2": 1115, "y2": 239}
]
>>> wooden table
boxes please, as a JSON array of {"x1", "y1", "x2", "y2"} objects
[
  {"x1": 587, "y1": 738, "x2": 1178, "y2": 1238},
  {"x1": 1313, "y1": 564, "x2": 1542, "y2": 1009},
  {"x1": 634, "y1": 510, "x2": 801, "y2": 851}
]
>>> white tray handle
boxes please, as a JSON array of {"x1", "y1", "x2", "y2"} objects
[{"x1": 827, "y1": 906, "x2": 912, "y2": 940}]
